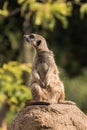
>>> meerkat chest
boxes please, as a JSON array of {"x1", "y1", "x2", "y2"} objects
[{"x1": 37, "y1": 62, "x2": 48, "y2": 80}]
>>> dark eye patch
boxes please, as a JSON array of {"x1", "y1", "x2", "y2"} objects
[
  {"x1": 29, "y1": 34, "x2": 35, "y2": 39},
  {"x1": 36, "y1": 40, "x2": 41, "y2": 46}
]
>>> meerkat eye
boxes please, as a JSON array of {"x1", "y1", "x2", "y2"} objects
[
  {"x1": 36, "y1": 40, "x2": 41, "y2": 46},
  {"x1": 29, "y1": 34, "x2": 35, "y2": 39}
]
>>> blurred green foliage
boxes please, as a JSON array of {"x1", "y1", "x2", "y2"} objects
[
  {"x1": 0, "y1": 1, "x2": 9, "y2": 16},
  {"x1": 80, "y1": 3, "x2": 87, "y2": 18},
  {"x1": 60, "y1": 68, "x2": 87, "y2": 113},
  {"x1": 0, "y1": 62, "x2": 32, "y2": 123},
  {"x1": 0, "y1": 61, "x2": 32, "y2": 106},
  {"x1": 18, "y1": 0, "x2": 72, "y2": 29}
]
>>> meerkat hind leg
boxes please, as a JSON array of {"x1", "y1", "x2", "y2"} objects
[
  {"x1": 59, "y1": 100, "x2": 76, "y2": 105},
  {"x1": 31, "y1": 83, "x2": 48, "y2": 101},
  {"x1": 58, "y1": 93, "x2": 75, "y2": 105},
  {"x1": 25, "y1": 83, "x2": 50, "y2": 106}
]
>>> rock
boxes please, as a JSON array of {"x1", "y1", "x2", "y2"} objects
[{"x1": 8, "y1": 104, "x2": 87, "y2": 130}]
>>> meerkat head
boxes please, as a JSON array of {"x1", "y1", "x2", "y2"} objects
[{"x1": 23, "y1": 33, "x2": 49, "y2": 52}]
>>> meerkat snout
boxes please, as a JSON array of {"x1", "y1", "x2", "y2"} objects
[{"x1": 23, "y1": 35, "x2": 30, "y2": 43}]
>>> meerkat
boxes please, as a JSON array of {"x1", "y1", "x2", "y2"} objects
[{"x1": 24, "y1": 33, "x2": 75, "y2": 105}]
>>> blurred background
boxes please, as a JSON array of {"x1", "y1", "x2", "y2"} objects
[{"x1": 0, "y1": 0, "x2": 87, "y2": 129}]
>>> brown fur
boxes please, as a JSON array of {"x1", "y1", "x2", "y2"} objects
[{"x1": 24, "y1": 33, "x2": 75, "y2": 105}]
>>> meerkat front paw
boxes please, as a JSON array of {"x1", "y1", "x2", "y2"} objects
[
  {"x1": 33, "y1": 71, "x2": 40, "y2": 80},
  {"x1": 45, "y1": 78, "x2": 50, "y2": 86}
]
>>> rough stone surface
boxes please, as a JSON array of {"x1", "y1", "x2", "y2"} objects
[{"x1": 8, "y1": 104, "x2": 87, "y2": 130}]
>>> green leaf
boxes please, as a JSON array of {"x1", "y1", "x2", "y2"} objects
[
  {"x1": 80, "y1": 3, "x2": 87, "y2": 19},
  {"x1": 0, "y1": 1, "x2": 9, "y2": 16},
  {"x1": 0, "y1": 61, "x2": 32, "y2": 109}
]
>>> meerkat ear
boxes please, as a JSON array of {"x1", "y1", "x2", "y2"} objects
[{"x1": 36, "y1": 40, "x2": 41, "y2": 46}]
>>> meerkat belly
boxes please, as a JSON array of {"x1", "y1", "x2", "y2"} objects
[
  {"x1": 47, "y1": 73, "x2": 64, "y2": 93},
  {"x1": 37, "y1": 62, "x2": 48, "y2": 81}
]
